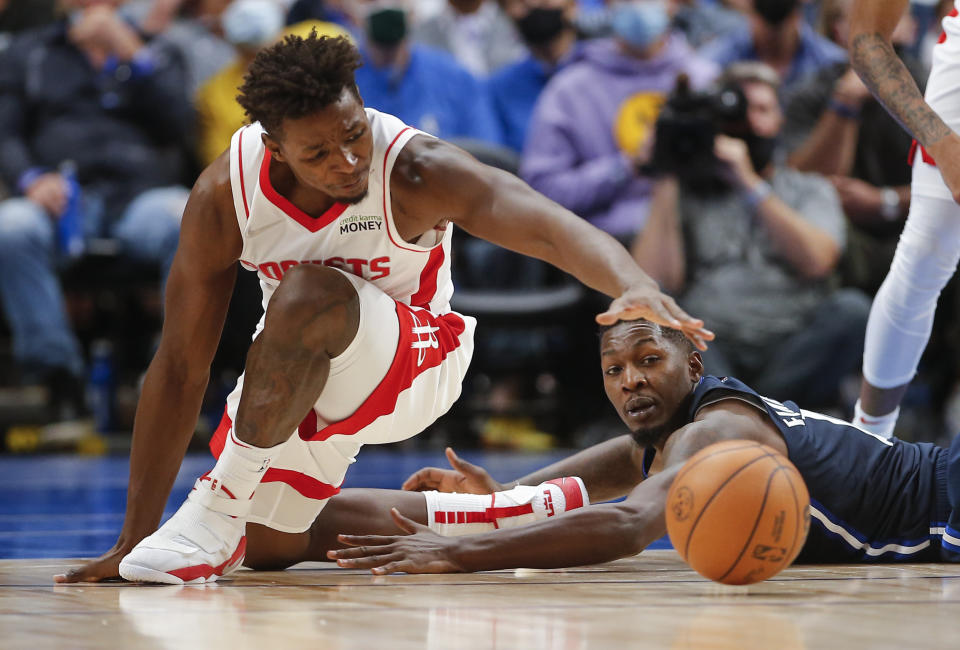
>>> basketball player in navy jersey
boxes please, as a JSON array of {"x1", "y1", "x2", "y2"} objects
[
  {"x1": 55, "y1": 33, "x2": 712, "y2": 584},
  {"x1": 327, "y1": 318, "x2": 960, "y2": 573}
]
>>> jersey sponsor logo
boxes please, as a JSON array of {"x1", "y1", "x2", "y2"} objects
[
  {"x1": 256, "y1": 256, "x2": 391, "y2": 281},
  {"x1": 339, "y1": 214, "x2": 383, "y2": 235}
]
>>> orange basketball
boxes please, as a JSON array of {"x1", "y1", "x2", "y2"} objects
[{"x1": 665, "y1": 440, "x2": 810, "y2": 585}]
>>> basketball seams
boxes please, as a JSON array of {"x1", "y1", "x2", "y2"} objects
[
  {"x1": 717, "y1": 464, "x2": 784, "y2": 583},
  {"x1": 672, "y1": 440, "x2": 765, "y2": 488},
  {"x1": 775, "y1": 457, "x2": 810, "y2": 568},
  {"x1": 681, "y1": 450, "x2": 780, "y2": 560}
]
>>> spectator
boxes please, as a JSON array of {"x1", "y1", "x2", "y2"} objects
[
  {"x1": 782, "y1": 0, "x2": 925, "y2": 294},
  {"x1": 413, "y1": 0, "x2": 527, "y2": 77},
  {"x1": 521, "y1": 0, "x2": 718, "y2": 241},
  {"x1": 125, "y1": 0, "x2": 237, "y2": 95},
  {"x1": 0, "y1": 0, "x2": 193, "y2": 425},
  {"x1": 699, "y1": 0, "x2": 846, "y2": 93},
  {"x1": 352, "y1": 1, "x2": 502, "y2": 143},
  {"x1": 490, "y1": 0, "x2": 584, "y2": 153},
  {"x1": 673, "y1": 0, "x2": 748, "y2": 49},
  {"x1": 195, "y1": 1, "x2": 350, "y2": 166},
  {"x1": 631, "y1": 62, "x2": 870, "y2": 409}
]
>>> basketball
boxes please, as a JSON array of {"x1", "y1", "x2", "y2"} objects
[{"x1": 665, "y1": 440, "x2": 810, "y2": 585}]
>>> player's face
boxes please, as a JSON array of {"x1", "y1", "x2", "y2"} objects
[
  {"x1": 269, "y1": 88, "x2": 374, "y2": 204},
  {"x1": 600, "y1": 321, "x2": 702, "y2": 448}
]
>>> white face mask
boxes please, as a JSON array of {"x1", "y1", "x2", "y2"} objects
[{"x1": 222, "y1": 0, "x2": 284, "y2": 48}]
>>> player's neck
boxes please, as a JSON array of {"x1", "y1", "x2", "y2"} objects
[{"x1": 268, "y1": 158, "x2": 339, "y2": 218}]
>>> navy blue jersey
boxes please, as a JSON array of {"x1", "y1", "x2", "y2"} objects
[{"x1": 644, "y1": 376, "x2": 952, "y2": 563}]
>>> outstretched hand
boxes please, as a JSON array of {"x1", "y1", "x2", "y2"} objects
[
  {"x1": 329, "y1": 508, "x2": 463, "y2": 575},
  {"x1": 402, "y1": 447, "x2": 503, "y2": 494},
  {"x1": 53, "y1": 544, "x2": 129, "y2": 583},
  {"x1": 596, "y1": 284, "x2": 714, "y2": 351}
]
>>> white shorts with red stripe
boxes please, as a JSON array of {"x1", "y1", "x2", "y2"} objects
[{"x1": 209, "y1": 271, "x2": 476, "y2": 533}]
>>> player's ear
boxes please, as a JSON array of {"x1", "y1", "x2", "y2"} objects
[
  {"x1": 688, "y1": 351, "x2": 703, "y2": 382},
  {"x1": 262, "y1": 132, "x2": 285, "y2": 163}
]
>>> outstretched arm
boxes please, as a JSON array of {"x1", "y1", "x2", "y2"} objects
[
  {"x1": 55, "y1": 154, "x2": 242, "y2": 583},
  {"x1": 392, "y1": 137, "x2": 713, "y2": 349},
  {"x1": 403, "y1": 436, "x2": 646, "y2": 503},
  {"x1": 331, "y1": 401, "x2": 787, "y2": 573},
  {"x1": 850, "y1": 0, "x2": 960, "y2": 201}
]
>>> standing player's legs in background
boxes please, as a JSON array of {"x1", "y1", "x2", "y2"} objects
[{"x1": 854, "y1": 30, "x2": 960, "y2": 438}]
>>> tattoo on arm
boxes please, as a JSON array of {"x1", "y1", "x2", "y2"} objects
[{"x1": 850, "y1": 32, "x2": 951, "y2": 146}]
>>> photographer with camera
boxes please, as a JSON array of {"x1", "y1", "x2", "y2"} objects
[{"x1": 632, "y1": 62, "x2": 871, "y2": 410}]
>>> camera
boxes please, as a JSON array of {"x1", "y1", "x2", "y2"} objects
[{"x1": 648, "y1": 74, "x2": 748, "y2": 191}]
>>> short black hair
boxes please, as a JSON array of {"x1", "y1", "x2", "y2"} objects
[
  {"x1": 598, "y1": 318, "x2": 695, "y2": 353},
  {"x1": 237, "y1": 32, "x2": 362, "y2": 135}
]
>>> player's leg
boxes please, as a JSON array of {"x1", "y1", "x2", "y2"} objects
[
  {"x1": 120, "y1": 265, "x2": 361, "y2": 583},
  {"x1": 244, "y1": 489, "x2": 429, "y2": 570},
  {"x1": 854, "y1": 194, "x2": 960, "y2": 437},
  {"x1": 855, "y1": 35, "x2": 960, "y2": 437},
  {"x1": 244, "y1": 478, "x2": 592, "y2": 569},
  {"x1": 942, "y1": 432, "x2": 960, "y2": 560}
]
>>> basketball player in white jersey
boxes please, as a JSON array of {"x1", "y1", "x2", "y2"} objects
[
  {"x1": 848, "y1": 0, "x2": 960, "y2": 438},
  {"x1": 53, "y1": 33, "x2": 712, "y2": 584}
]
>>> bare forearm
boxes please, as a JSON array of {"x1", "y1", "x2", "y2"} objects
[
  {"x1": 119, "y1": 354, "x2": 210, "y2": 544},
  {"x1": 788, "y1": 111, "x2": 860, "y2": 176},
  {"x1": 452, "y1": 502, "x2": 658, "y2": 572},
  {"x1": 850, "y1": 32, "x2": 949, "y2": 148},
  {"x1": 512, "y1": 435, "x2": 643, "y2": 502},
  {"x1": 631, "y1": 178, "x2": 685, "y2": 293},
  {"x1": 755, "y1": 195, "x2": 839, "y2": 277}
]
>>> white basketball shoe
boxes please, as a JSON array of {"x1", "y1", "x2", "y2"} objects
[{"x1": 119, "y1": 475, "x2": 249, "y2": 584}]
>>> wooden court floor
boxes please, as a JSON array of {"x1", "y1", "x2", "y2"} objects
[{"x1": 3, "y1": 551, "x2": 959, "y2": 650}]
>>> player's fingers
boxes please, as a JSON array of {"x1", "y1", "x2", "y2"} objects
[
  {"x1": 390, "y1": 507, "x2": 430, "y2": 535},
  {"x1": 336, "y1": 533, "x2": 397, "y2": 548},
  {"x1": 401, "y1": 468, "x2": 442, "y2": 491},
  {"x1": 371, "y1": 561, "x2": 404, "y2": 575},
  {"x1": 328, "y1": 545, "x2": 394, "y2": 561},
  {"x1": 55, "y1": 567, "x2": 105, "y2": 584},
  {"x1": 334, "y1": 552, "x2": 400, "y2": 570},
  {"x1": 445, "y1": 447, "x2": 475, "y2": 472}
]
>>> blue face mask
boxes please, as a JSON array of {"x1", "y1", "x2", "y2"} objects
[
  {"x1": 222, "y1": 0, "x2": 284, "y2": 48},
  {"x1": 611, "y1": 1, "x2": 670, "y2": 50}
]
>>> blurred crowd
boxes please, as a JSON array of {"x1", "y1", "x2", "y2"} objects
[{"x1": 0, "y1": 0, "x2": 958, "y2": 452}]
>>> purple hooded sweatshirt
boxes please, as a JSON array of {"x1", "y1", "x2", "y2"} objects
[{"x1": 520, "y1": 35, "x2": 718, "y2": 238}]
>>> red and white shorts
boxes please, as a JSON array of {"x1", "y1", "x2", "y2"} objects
[{"x1": 209, "y1": 272, "x2": 476, "y2": 533}]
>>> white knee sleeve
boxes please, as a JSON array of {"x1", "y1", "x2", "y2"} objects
[
  {"x1": 863, "y1": 194, "x2": 960, "y2": 388},
  {"x1": 423, "y1": 477, "x2": 589, "y2": 537}
]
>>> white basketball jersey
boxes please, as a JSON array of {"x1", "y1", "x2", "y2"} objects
[{"x1": 228, "y1": 108, "x2": 454, "y2": 315}]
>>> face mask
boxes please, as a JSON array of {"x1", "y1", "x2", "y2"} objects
[
  {"x1": 611, "y1": 1, "x2": 670, "y2": 50},
  {"x1": 222, "y1": 0, "x2": 284, "y2": 48},
  {"x1": 752, "y1": 0, "x2": 798, "y2": 27},
  {"x1": 743, "y1": 133, "x2": 778, "y2": 172},
  {"x1": 516, "y1": 7, "x2": 567, "y2": 46},
  {"x1": 367, "y1": 8, "x2": 407, "y2": 47}
]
